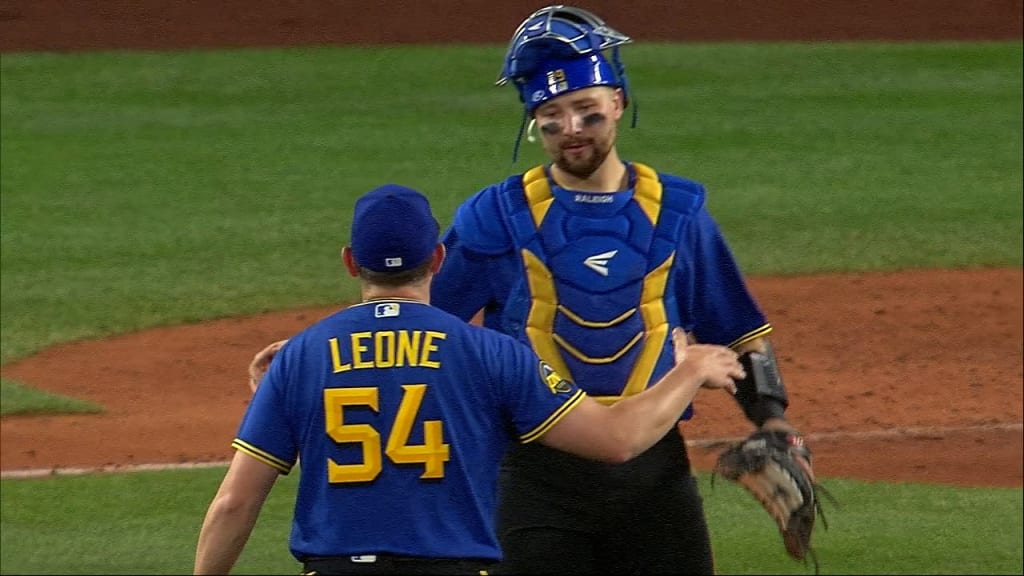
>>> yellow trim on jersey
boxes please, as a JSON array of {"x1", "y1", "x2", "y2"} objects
[
  {"x1": 519, "y1": 389, "x2": 587, "y2": 443},
  {"x1": 631, "y1": 162, "x2": 663, "y2": 226},
  {"x1": 619, "y1": 253, "x2": 676, "y2": 400},
  {"x1": 523, "y1": 165, "x2": 555, "y2": 227},
  {"x1": 557, "y1": 304, "x2": 635, "y2": 328},
  {"x1": 728, "y1": 323, "x2": 773, "y2": 349},
  {"x1": 522, "y1": 248, "x2": 573, "y2": 380},
  {"x1": 553, "y1": 331, "x2": 644, "y2": 364},
  {"x1": 232, "y1": 439, "x2": 292, "y2": 473}
]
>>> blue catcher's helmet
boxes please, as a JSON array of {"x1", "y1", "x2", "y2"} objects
[
  {"x1": 516, "y1": 52, "x2": 619, "y2": 113},
  {"x1": 496, "y1": 5, "x2": 637, "y2": 160}
]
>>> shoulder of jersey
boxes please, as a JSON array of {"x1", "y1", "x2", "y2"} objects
[
  {"x1": 450, "y1": 181, "x2": 517, "y2": 255},
  {"x1": 650, "y1": 169, "x2": 707, "y2": 214}
]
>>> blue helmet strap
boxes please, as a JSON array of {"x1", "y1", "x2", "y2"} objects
[{"x1": 511, "y1": 109, "x2": 529, "y2": 163}]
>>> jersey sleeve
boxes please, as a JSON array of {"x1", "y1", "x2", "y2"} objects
[
  {"x1": 487, "y1": 332, "x2": 587, "y2": 443},
  {"x1": 431, "y1": 185, "x2": 515, "y2": 321},
  {"x1": 232, "y1": 340, "x2": 300, "y2": 474},
  {"x1": 432, "y1": 224, "x2": 496, "y2": 321},
  {"x1": 681, "y1": 208, "x2": 772, "y2": 347}
]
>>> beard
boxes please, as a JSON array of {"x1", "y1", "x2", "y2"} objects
[{"x1": 553, "y1": 137, "x2": 613, "y2": 179}]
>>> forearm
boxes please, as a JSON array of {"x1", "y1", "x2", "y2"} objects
[
  {"x1": 194, "y1": 497, "x2": 262, "y2": 575},
  {"x1": 537, "y1": 335, "x2": 741, "y2": 462},
  {"x1": 605, "y1": 363, "x2": 705, "y2": 460}
]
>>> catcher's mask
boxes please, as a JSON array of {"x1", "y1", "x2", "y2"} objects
[{"x1": 497, "y1": 5, "x2": 637, "y2": 161}]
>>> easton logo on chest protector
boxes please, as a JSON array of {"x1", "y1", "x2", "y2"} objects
[{"x1": 583, "y1": 250, "x2": 618, "y2": 276}]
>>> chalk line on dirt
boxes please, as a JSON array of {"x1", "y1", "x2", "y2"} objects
[
  {"x1": 685, "y1": 421, "x2": 1024, "y2": 449},
  {"x1": 2, "y1": 422, "x2": 1020, "y2": 480}
]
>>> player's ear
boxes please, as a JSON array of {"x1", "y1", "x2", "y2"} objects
[
  {"x1": 341, "y1": 246, "x2": 360, "y2": 277},
  {"x1": 428, "y1": 243, "x2": 446, "y2": 274},
  {"x1": 612, "y1": 88, "x2": 625, "y2": 120}
]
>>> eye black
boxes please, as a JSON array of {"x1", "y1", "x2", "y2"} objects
[{"x1": 540, "y1": 122, "x2": 562, "y2": 135}]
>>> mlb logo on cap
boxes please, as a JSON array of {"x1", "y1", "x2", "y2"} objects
[{"x1": 385, "y1": 257, "x2": 403, "y2": 268}]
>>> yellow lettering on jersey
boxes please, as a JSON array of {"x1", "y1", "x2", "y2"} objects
[
  {"x1": 397, "y1": 330, "x2": 421, "y2": 366},
  {"x1": 331, "y1": 330, "x2": 445, "y2": 372},
  {"x1": 329, "y1": 337, "x2": 351, "y2": 373},
  {"x1": 419, "y1": 331, "x2": 445, "y2": 368},
  {"x1": 351, "y1": 332, "x2": 373, "y2": 369},
  {"x1": 385, "y1": 384, "x2": 450, "y2": 479},
  {"x1": 325, "y1": 387, "x2": 382, "y2": 483},
  {"x1": 374, "y1": 331, "x2": 396, "y2": 367}
]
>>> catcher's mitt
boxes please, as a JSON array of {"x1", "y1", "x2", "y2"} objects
[{"x1": 713, "y1": 429, "x2": 834, "y2": 569}]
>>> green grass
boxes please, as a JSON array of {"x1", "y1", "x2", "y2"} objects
[
  {"x1": 2, "y1": 42, "x2": 1020, "y2": 368},
  {"x1": 703, "y1": 475, "x2": 1024, "y2": 575},
  {"x1": 0, "y1": 379, "x2": 102, "y2": 416},
  {"x1": 1, "y1": 469, "x2": 1020, "y2": 575},
  {"x1": 0, "y1": 467, "x2": 302, "y2": 575}
]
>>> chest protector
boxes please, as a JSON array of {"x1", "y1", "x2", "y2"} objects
[{"x1": 500, "y1": 162, "x2": 702, "y2": 403}]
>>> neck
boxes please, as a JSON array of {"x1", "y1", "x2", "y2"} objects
[
  {"x1": 550, "y1": 147, "x2": 627, "y2": 193},
  {"x1": 360, "y1": 282, "x2": 430, "y2": 304}
]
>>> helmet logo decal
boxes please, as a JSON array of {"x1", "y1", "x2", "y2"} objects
[
  {"x1": 546, "y1": 68, "x2": 568, "y2": 95},
  {"x1": 531, "y1": 90, "x2": 546, "y2": 103}
]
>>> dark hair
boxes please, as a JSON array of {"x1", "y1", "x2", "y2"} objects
[{"x1": 357, "y1": 259, "x2": 432, "y2": 288}]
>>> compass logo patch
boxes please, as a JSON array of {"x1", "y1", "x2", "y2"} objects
[{"x1": 538, "y1": 361, "x2": 573, "y2": 394}]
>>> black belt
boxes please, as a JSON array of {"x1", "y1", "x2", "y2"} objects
[{"x1": 302, "y1": 554, "x2": 493, "y2": 575}]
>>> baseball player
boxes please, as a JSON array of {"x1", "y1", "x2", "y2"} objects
[
  {"x1": 196, "y1": 184, "x2": 745, "y2": 575},
  {"x1": 427, "y1": 6, "x2": 812, "y2": 574}
]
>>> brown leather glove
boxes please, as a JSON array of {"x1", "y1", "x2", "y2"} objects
[{"x1": 713, "y1": 429, "x2": 834, "y2": 569}]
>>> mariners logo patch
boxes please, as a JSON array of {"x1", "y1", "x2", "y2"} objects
[{"x1": 538, "y1": 361, "x2": 573, "y2": 394}]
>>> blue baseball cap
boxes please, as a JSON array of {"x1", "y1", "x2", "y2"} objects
[
  {"x1": 350, "y1": 184, "x2": 439, "y2": 273},
  {"x1": 517, "y1": 52, "x2": 620, "y2": 113}
]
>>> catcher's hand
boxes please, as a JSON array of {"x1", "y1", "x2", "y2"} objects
[
  {"x1": 248, "y1": 339, "x2": 287, "y2": 393},
  {"x1": 713, "y1": 429, "x2": 834, "y2": 568}
]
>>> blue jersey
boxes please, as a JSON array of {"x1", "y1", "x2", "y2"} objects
[
  {"x1": 432, "y1": 161, "x2": 769, "y2": 408},
  {"x1": 233, "y1": 298, "x2": 585, "y2": 561}
]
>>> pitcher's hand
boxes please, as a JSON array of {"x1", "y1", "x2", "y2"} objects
[
  {"x1": 671, "y1": 327, "x2": 742, "y2": 393},
  {"x1": 248, "y1": 339, "x2": 287, "y2": 393}
]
